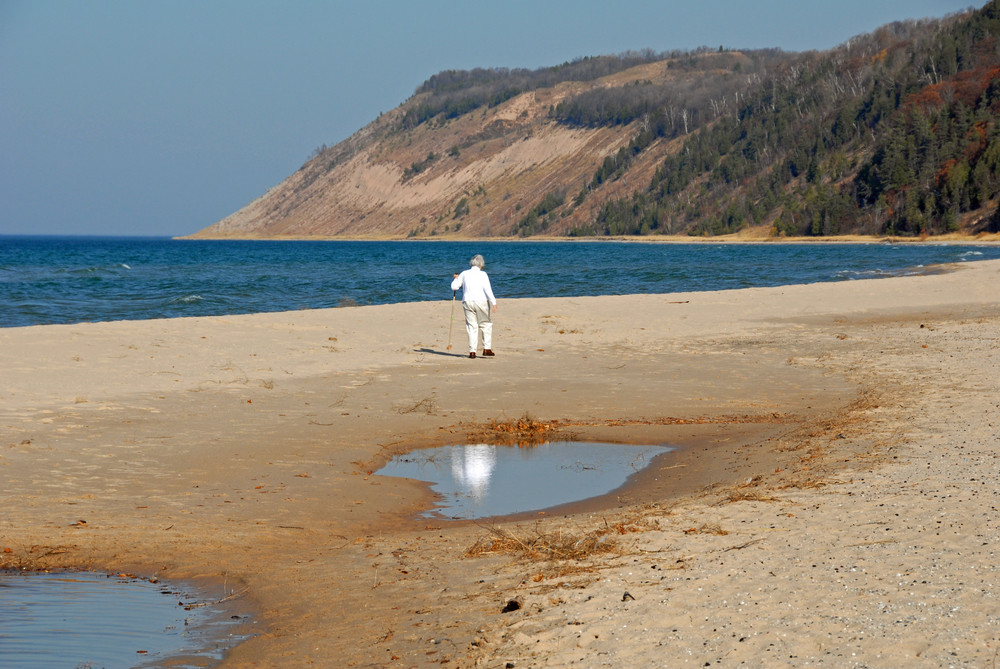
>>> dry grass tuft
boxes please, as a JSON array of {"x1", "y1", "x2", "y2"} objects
[
  {"x1": 721, "y1": 489, "x2": 782, "y2": 504},
  {"x1": 465, "y1": 527, "x2": 617, "y2": 560},
  {"x1": 467, "y1": 412, "x2": 558, "y2": 446},
  {"x1": 466, "y1": 517, "x2": 648, "y2": 561},
  {"x1": 682, "y1": 523, "x2": 729, "y2": 536},
  {"x1": 778, "y1": 477, "x2": 849, "y2": 490}
]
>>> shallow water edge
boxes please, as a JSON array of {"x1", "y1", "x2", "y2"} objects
[{"x1": 0, "y1": 568, "x2": 256, "y2": 668}]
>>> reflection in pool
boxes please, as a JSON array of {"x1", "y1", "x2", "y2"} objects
[{"x1": 377, "y1": 441, "x2": 672, "y2": 519}]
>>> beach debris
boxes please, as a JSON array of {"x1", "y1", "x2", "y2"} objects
[
  {"x1": 501, "y1": 599, "x2": 521, "y2": 613},
  {"x1": 622, "y1": 591, "x2": 635, "y2": 601}
]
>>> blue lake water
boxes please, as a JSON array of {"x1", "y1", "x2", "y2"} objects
[{"x1": 1, "y1": 236, "x2": 998, "y2": 328}]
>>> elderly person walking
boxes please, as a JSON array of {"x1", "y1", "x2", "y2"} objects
[{"x1": 451, "y1": 254, "x2": 498, "y2": 359}]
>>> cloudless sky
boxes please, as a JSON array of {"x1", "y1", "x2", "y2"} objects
[{"x1": 0, "y1": 1, "x2": 978, "y2": 237}]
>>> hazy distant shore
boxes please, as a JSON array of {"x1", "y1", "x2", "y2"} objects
[{"x1": 178, "y1": 231, "x2": 1000, "y2": 243}]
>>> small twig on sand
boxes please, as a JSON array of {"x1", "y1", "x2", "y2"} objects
[
  {"x1": 722, "y1": 538, "x2": 763, "y2": 552},
  {"x1": 183, "y1": 584, "x2": 250, "y2": 608},
  {"x1": 398, "y1": 396, "x2": 437, "y2": 415},
  {"x1": 846, "y1": 539, "x2": 898, "y2": 548}
]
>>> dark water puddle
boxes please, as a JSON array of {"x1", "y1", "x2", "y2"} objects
[
  {"x1": 0, "y1": 570, "x2": 252, "y2": 668},
  {"x1": 377, "y1": 441, "x2": 673, "y2": 519}
]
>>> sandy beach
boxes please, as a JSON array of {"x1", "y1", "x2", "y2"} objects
[{"x1": 2, "y1": 258, "x2": 999, "y2": 667}]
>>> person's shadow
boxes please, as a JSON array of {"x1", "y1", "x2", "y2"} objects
[{"x1": 415, "y1": 347, "x2": 467, "y2": 357}]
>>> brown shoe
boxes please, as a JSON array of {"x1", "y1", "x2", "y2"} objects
[
  {"x1": 482, "y1": 349, "x2": 495, "y2": 357},
  {"x1": 469, "y1": 352, "x2": 476, "y2": 358}
]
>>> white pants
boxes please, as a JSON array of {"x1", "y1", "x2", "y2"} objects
[{"x1": 463, "y1": 300, "x2": 493, "y2": 352}]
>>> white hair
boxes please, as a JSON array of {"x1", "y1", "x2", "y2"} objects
[{"x1": 470, "y1": 254, "x2": 485, "y2": 269}]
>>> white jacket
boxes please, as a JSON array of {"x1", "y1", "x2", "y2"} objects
[{"x1": 451, "y1": 266, "x2": 496, "y2": 305}]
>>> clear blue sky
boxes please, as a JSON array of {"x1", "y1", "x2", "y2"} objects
[{"x1": 0, "y1": 1, "x2": 978, "y2": 237}]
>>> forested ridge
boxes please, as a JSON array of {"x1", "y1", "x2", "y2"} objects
[
  {"x1": 196, "y1": 2, "x2": 1000, "y2": 240},
  {"x1": 582, "y1": 2, "x2": 1000, "y2": 237}
]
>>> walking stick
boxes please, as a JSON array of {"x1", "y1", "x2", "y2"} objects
[{"x1": 446, "y1": 291, "x2": 456, "y2": 350}]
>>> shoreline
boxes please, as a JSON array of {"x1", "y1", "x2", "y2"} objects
[
  {"x1": 174, "y1": 231, "x2": 1000, "y2": 244},
  {"x1": 2, "y1": 260, "x2": 999, "y2": 666},
  {"x1": 6, "y1": 231, "x2": 999, "y2": 244}
]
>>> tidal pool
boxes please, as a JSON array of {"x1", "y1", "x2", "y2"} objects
[
  {"x1": 377, "y1": 441, "x2": 672, "y2": 519},
  {"x1": 0, "y1": 570, "x2": 251, "y2": 668}
]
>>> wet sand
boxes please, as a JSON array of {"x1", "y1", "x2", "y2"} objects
[{"x1": 2, "y1": 259, "x2": 999, "y2": 667}]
